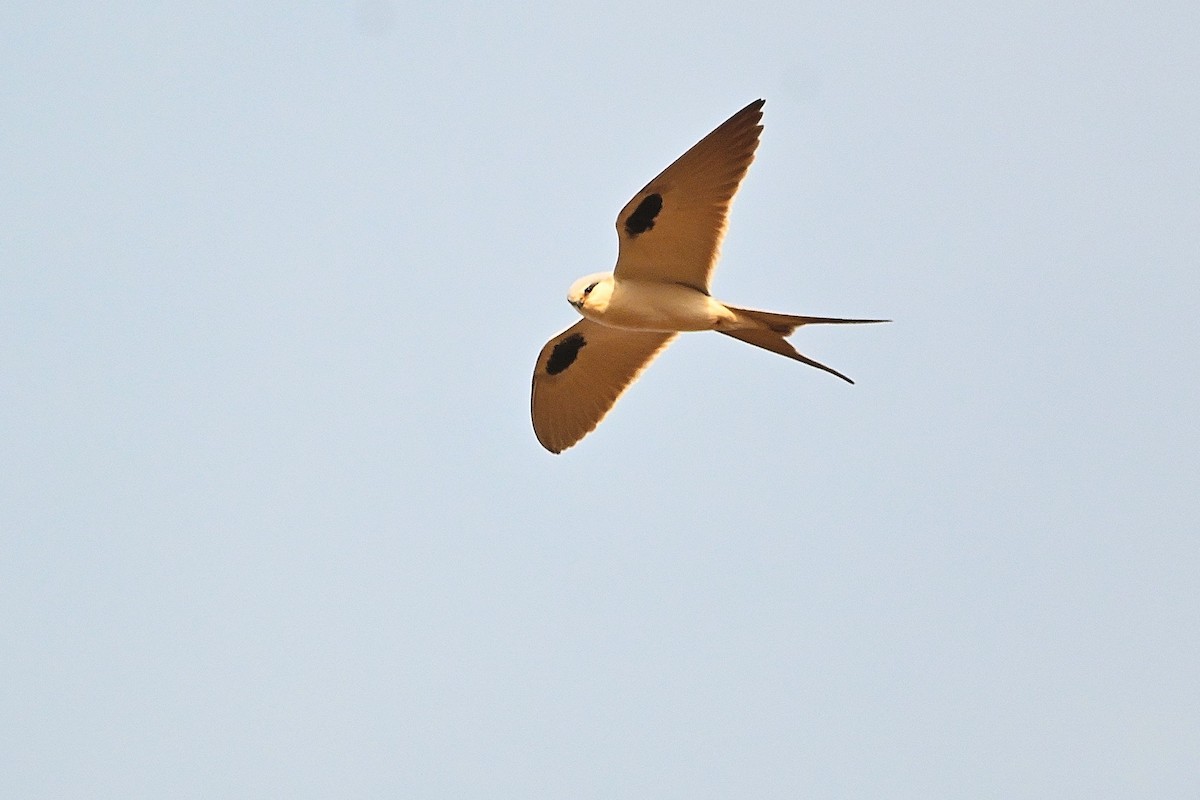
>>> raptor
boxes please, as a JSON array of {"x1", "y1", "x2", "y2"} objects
[{"x1": 531, "y1": 99, "x2": 885, "y2": 453}]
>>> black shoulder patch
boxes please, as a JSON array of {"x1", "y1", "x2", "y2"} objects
[
  {"x1": 624, "y1": 193, "x2": 663, "y2": 236},
  {"x1": 546, "y1": 333, "x2": 586, "y2": 375}
]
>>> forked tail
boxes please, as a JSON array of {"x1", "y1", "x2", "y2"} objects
[{"x1": 720, "y1": 305, "x2": 889, "y2": 384}]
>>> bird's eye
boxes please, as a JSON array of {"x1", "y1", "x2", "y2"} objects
[{"x1": 583, "y1": 282, "x2": 598, "y2": 296}]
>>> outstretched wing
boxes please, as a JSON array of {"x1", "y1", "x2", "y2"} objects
[
  {"x1": 613, "y1": 99, "x2": 764, "y2": 293},
  {"x1": 531, "y1": 319, "x2": 676, "y2": 454}
]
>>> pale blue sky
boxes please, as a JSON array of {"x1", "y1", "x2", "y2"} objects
[{"x1": 3, "y1": 2, "x2": 1198, "y2": 797}]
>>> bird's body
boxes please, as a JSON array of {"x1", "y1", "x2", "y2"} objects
[
  {"x1": 531, "y1": 99, "x2": 886, "y2": 453},
  {"x1": 570, "y1": 275, "x2": 735, "y2": 332}
]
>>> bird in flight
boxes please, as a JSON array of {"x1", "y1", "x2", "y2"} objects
[{"x1": 531, "y1": 99, "x2": 885, "y2": 454}]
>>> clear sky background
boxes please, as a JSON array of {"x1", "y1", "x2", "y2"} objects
[{"x1": 3, "y1": 2, "x2": 1198, "y2": 797}]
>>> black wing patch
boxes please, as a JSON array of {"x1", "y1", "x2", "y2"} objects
[
  {"x1": 546, "y1": 333, "x2": 586, "y2": 375},
  {"x1": 624, "y1": 193, "x2": 663, "y2": 236}
]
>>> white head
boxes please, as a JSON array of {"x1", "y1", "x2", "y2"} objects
[{"x1": 567, "y1": 272, "x2": 615, "y2": 317}]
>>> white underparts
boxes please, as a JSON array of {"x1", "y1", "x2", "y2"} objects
[{"x1": 580, "y1": 279, "x2": 741, "y2": 333}]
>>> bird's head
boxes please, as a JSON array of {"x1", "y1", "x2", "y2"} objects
[{"x1": 567, "y1": 272, "x2": 614, "y2": 317}]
